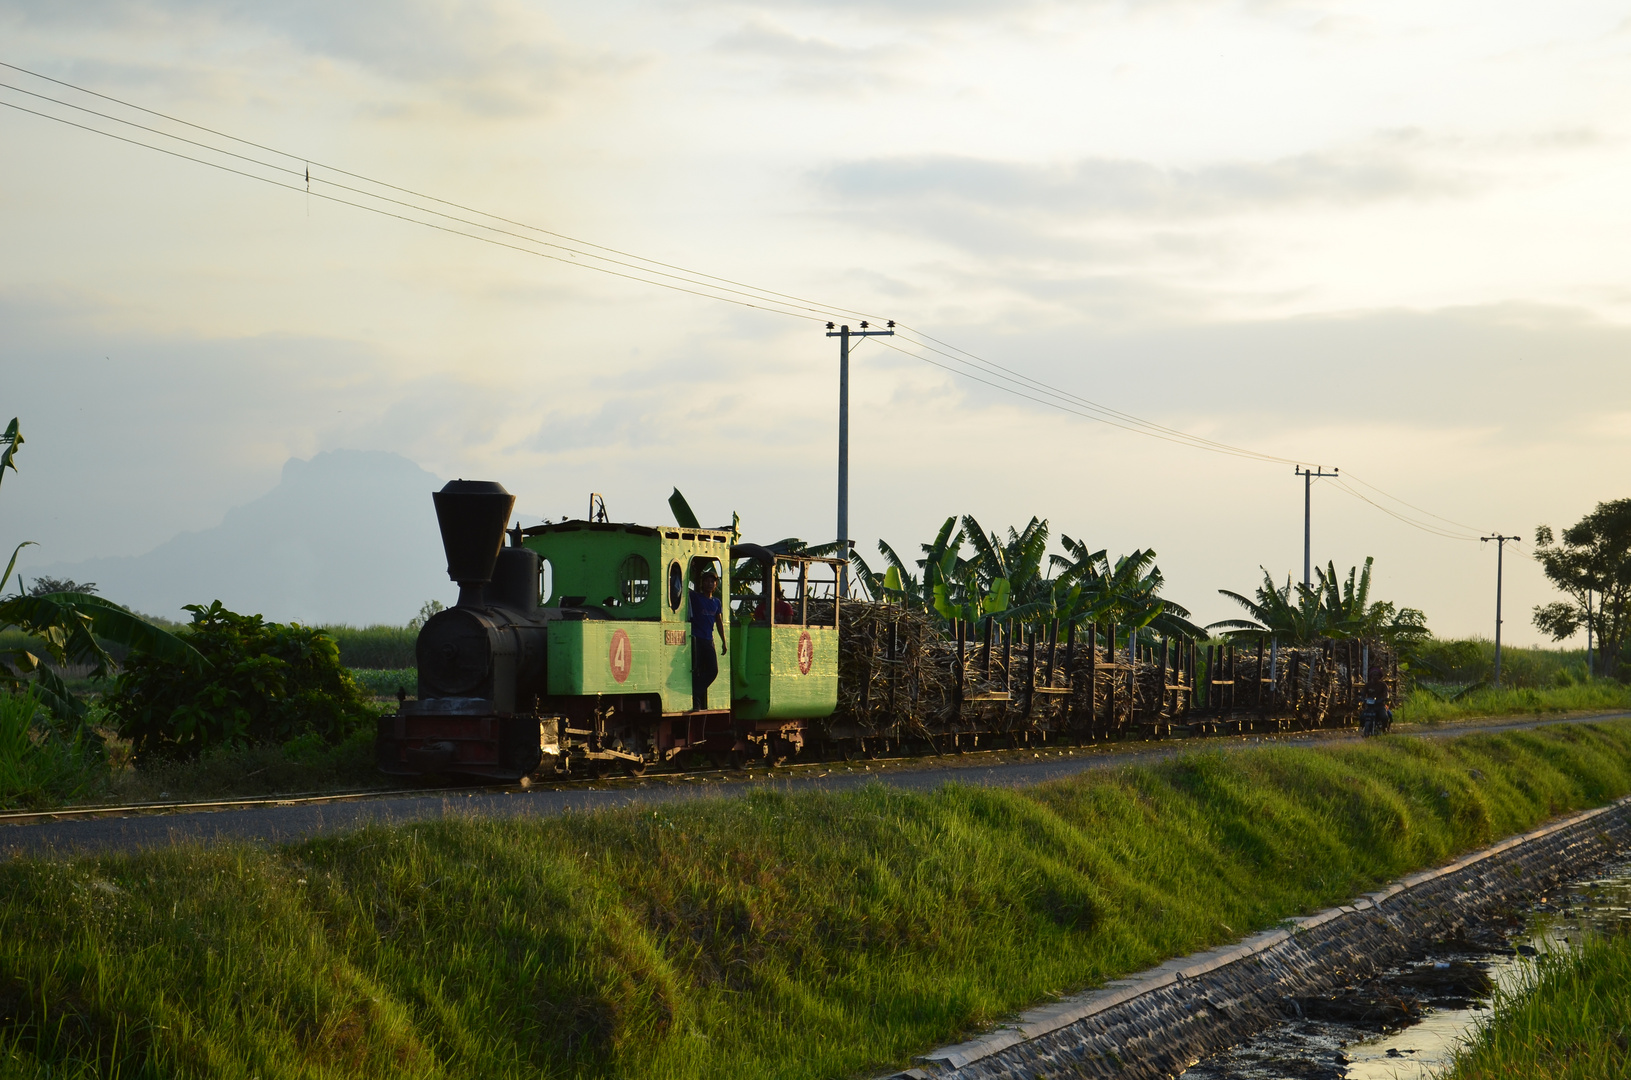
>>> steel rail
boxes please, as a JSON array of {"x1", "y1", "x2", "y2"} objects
[{"x1": 0, "y1": 784, "x2": 498, "y2": 824}]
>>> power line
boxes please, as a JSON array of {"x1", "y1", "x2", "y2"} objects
[
  {"x1": 1340, "y1": 471, "x2": 1484, "y2": 534},
  {"x1": 0, "y1": 59, "x2": 1304, "y2": 462},
  {"x1": 2, "y1": 71, "x2": 1303, "y2": 465},
  {"x1": 0, "y1": 60, "x2": 1506, "y2": 543},
  {"x1": 1328, "y1": 477, "x2": 1480, "y2": 542},
  {"x1": 892, "y1": 324, "x2": 1301, "y2": 465},
  {"x1": 0, "y1": 98, "x2": 831, "y2": 323},
  {"x1": 0, "y1": 59, "x2": 878, "y2": 323},
  {"x1": 0, "y1": 81, "x2": 857, "y2": 322}
]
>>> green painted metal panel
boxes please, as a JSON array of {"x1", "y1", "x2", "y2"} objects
[
  {"x1": 729, "y1": 624, "x2": 838, "y2": 720},
  {"x1": 524, "y1": 528, "x2": 663, "y2": 618},
  {"x1": 546, "y1": 620, "x2": 728, "y2": 710},
  {"x1": 547, "y1": 620, "x2": 665, "y2": 695}
]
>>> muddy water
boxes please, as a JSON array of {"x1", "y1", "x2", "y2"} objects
[{"x1": 1180, "y1": 857, "x2": 1631, "y2": 1080}]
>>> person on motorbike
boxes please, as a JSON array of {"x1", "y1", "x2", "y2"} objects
[{"x1": 1362, "y1": 662, "x2": 1392, "y2": 735}]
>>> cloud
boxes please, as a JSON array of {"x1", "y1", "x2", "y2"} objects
[
  {"x1": 5, "y1": 0, "x2": 630, "y2": 117},
  {"x1": 823, "y1": 142, "x2": 1467, "y2": 226},
  {"x1": 711, "y1": 18, "x2": 905, "y2": 93}
]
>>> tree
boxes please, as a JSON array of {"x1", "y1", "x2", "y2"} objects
[
  {"x1": 1210, "y1": 558, "x2": 1427, "y2": 647},
  {"x1": 1533, "y1": 499, "x2": 1631, "y2": 677},
  {"x1": 23, "y1": 577, "x2": 98, "y2": 597},
  {"x1": 0, "y1": 417, "x2": 205, "y2": 718}
]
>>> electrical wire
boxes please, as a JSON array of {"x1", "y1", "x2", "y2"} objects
[
  {"x1": 0, "y1": 64, "x2": 1312, "y2": 462},
  {"x1": 0, "y1": 59, "x2": 877, "y2": 322},
  {"x1": 872, "y1": 336, "x2": 1304, "y2": 463},
  {"x1": 0, "y1": 60, "x2": 1508, "y2": 542},
  {"x1": 0, "y1": 98, "x2": 829, "y2": 323},
  {"x1": 1328, "y1": 477, "x2": 1480, "y2": 542},
  {"x1": 891, "y1": 324, "x2": 1302, "y2": 465},
  {"x1": 1340, "y1": 471, "x2": 1485, "y2": 534},
  {"x1": 0, "y1": 81, "x2": 856, "y2": 321},
  {"x1": 0, "y1": 59, "x2": 1309, "y2": 453}
]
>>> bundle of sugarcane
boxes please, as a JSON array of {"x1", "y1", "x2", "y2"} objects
[{"x1": 832, "y1": 601, "x2": 959, "y2": 734}]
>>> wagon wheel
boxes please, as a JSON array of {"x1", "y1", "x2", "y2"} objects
[{"x1": 621, "y1": 759, "x2": 648, "y2": 777}]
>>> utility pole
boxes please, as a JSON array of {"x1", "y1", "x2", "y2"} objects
[
  {"x1": 825, "y1": 320, "x2": 894, "y2": 596},
  {"x1": 1482, "y1": 534, "x2": 1520, "y2": 688},
  {"x1": 1294, "y1": 466, "x2": 1339, "y2": 589}
]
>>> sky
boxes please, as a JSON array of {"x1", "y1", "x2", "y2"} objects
[{"x1": 4, "y1": 0, "x2": 1630, "y2": 639}]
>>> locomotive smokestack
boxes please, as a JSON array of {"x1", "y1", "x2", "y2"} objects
[{"x1": 432, "y1": 479, "x2": 516, "y2": 607}]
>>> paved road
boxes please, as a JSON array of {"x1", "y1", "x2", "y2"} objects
[{"x1": 6, "y1": 712, "x2": 1627, "y2": 857}]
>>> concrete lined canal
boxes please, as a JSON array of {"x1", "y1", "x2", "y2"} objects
[{"x1": 1181, "y1": 855, "x2": 1631, "y2": 1080}]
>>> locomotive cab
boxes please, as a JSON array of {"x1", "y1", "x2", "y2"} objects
[
  {"x1": 520, "y1": 519, "x2": 740, "y2": 767},
  {"x1": 728, "y1": 548, "x2": 841, "y2": 752}
]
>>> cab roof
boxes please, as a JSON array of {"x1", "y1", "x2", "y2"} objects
[{"x1": 521, "y1": 520, "x2": 731, "y2": 544}]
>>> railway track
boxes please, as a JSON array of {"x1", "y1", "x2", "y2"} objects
[{"x1": 4, "y1": 711, "x2": 1627, "y2": 857}]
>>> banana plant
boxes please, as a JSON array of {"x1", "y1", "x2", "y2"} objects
[
  {"x1": 0, "y1": 418, "x2": 206, "y2": 719},
  {"x1": 1210, "y1": 558, "x2": 1427, "y2": 646}
]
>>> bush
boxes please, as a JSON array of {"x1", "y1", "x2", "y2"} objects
[
  {"x1": 104, "y1": 601, "x2": 376, "y2": 761},
  {"x1": 0, "y1": 689, "x2": 106, "y2": 809}
]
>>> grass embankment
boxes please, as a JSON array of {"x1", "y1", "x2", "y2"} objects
[
  {"x1": 1446, "y1": 931, "x2": 1631, "y2": 1080},
  {"x1": 4, "y1": 724, "x2": 1631, "y2": 1079},
  {"x1": 1397, "y1": 682, "x2": 1631, "y2": 724}
]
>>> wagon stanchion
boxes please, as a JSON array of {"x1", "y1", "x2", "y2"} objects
[{"x1": 816, "y1": 600, "x2": 1398, "y2": 763}]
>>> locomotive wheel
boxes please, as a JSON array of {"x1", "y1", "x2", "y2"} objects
[{"x1": 621, "y1": 760, "x2": 648, "y2": 777}]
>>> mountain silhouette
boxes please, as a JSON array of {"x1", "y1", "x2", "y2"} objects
[{"x1": 23, "y1": 450, "x2": 457, "y2": 625}]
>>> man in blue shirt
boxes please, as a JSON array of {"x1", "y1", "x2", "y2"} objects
[{"x1": 690, "y1": 566, "x2": 727, "y2": 710}]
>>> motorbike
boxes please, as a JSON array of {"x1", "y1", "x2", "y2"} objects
[{"x1": 1359, "y1": 693, "x2": 1393, "y2": 737}]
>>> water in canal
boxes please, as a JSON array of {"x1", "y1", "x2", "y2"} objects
[{"x1": 1180, "y1": 856, "x2": 1631, "y2": 1080}]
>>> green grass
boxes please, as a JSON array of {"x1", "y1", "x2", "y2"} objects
[
  {"x1": 347, "y1": 668, "x2": 417, "y2": 698},
  {"x1": 1411, "y1": 636, "x2": 1596, "y2": 688},
  {"x1": 4, "y1": 723, "x2": 1631, "y2": 1079},
  {"x1": 96, "y1": 728, "x2": 390, "y2": 803},
  {"x1": 321, "y1": 626, "x2": 417, "y2": 670},
  {"x1": 1396, "y1": 682, "x2": 1631, "y2": 724},
  {"x1": 1, "y1": 717, "x2": 390, "y2": 810},
  {"x1": 1445, "y1": 930, "x2": 1631, "y2": 1080},
  {"x1": 0, "y1": 691, "x2": 106, "y2": 810}
]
